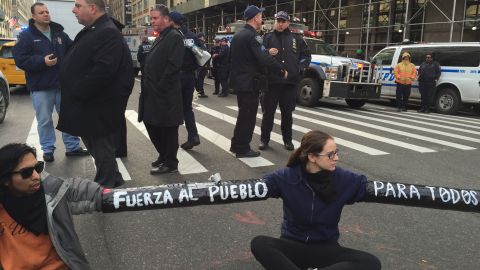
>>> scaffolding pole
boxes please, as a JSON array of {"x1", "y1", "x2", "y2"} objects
[
  {"x1": 365, "y1": 0, "x2": 372, "y2": 60},
  {"x1": 450, "y1": 0, "x2": 457, "y2": 42},
  {"x1": 336, "y1": 0, "x2": 342, "y2": 52}
]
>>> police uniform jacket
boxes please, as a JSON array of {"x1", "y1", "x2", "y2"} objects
[
  {"x1": 58, "y1": 14, "x2": 132, "y2": 137},
  {"x1": 178, "y1": 26, "x2": 200, "y2": 73},
  {"x1": 217, "y1": 44, "x2": 230, "y2": 67},
  {"x1": 230, "y1": 24, "x2": 285, "y2": 92},
  {"x1": 263, "y1": 28, "x2": 311, "y2": 85},
  {"x1": 211, "y1": 45, "x2": 221, "y2": 68},
  {"x1": 137, "y1": 41, "x2": 151, "y2": 70},
  {"x1": 13, "y1": 19, "x2": 72, "y2": 92},
  {"x1": 139, "y1": 26, "x2": 184, "y2": 127}
]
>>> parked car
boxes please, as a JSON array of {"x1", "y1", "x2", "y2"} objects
[
  {"x1": 0, "y1": 40, "x2": 26, "y2": 87},
  {"x1": 372, "y1": 42, "x2": 480, "y2": 114},
  {"x1": 0, "y1": 70, "x2": 10, "y2": 123}
]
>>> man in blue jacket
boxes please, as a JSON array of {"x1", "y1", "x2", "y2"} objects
[{"x1": 13, "y1": 2, "x2": 88, "y2": 162}]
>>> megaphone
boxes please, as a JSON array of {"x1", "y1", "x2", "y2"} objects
[{"x1": 190, "y1": 44, "x2": 211, "y2": 67}]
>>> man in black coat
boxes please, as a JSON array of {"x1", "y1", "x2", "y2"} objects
[
  {"x1": 170, "y1": 11, "x2": 201, "y2": 151},
  {"x1": 210, "y1": 38, "x2": 221, "y2": 95},
  {"x1": 417, "y1": 53, "x2": 441, "y2": 113},
  {"x1": 216, "y1": 37, "x2": 230, "y2": 97},
  {"x1": 138, "y1": 5, "x2": 184, "y2": 174},
  {"x1": 229, "y1": 5, "x2": 287, "y2": 158},
  {"x1": 58, "y1": 0, "x2": 133, "y2": 188},
  {"x1": 260, "y1": 11, "x2": 311, "y2": 151}
]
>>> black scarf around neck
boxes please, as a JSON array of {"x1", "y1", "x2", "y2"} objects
[
  {"x1": 305, "y1": 169, "x2": 337, "y2": 204},
  {"x1": 1, "y1": 185, "x2": 48, "y2": 236}
]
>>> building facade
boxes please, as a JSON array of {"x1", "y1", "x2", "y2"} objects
[
  {"x1": 0, "y1": 0, "x2": 33, "y2": 38},
  {"x1": 109, "y1": 0, "x2": 171, "y2": 27},
  {"x1": 172, "y1": 0, "x2": 480, "y2": 57}
]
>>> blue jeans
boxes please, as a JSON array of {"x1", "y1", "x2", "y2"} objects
[{"x1": 31, "y1": 89, "x2": 81, "y2": 153}]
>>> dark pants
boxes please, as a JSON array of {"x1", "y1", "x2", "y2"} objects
[
  {"x1": 218, "y1": 66, "x2": 229, "y2": 95},
  {"x1": 395, "y1": 83, "x2": 411, "y2": 109},
  {"x1": 260, "y1": 83, "x2": 297, "y2": 144},
  {"x1": 181, "y1": 72, "x2": 199, "y2": 141},
  {"x1": 145, "y1": 123, "x2": 179, "y2": 169},
  {"x1": 115, "y1": 95, "x2": 130, "y2": 157},
  {"x1": 251, "y1": 235, "x2": 381, "y2": 270},
  {"x1": 419, "y1": 81, "x2": 436, "y2": 110},
  {"x1": 212, "y1": 67, "x2": 220, "y2": 93},
  {"x1": 231, "y1": 90, "x2": 260, "y2": 154},
  {"x1": 195, "y1": 67, "x2": 208, "y2": 94},
  {"x1": 82, "y1": 134, "x2": 124, "y2": 188}
]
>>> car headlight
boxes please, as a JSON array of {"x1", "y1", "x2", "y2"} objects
[{"x1": 326, "y1": 66, "x2": 339, "y2": 80}]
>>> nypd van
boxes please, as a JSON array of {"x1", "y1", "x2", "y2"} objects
[{"x1": 372, "y1": 43, "x2": 480, "y2": 114}]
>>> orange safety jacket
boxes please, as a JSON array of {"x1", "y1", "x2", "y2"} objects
[{"x1": 394, "y1": 61, "x2": 417, "y2": 85}]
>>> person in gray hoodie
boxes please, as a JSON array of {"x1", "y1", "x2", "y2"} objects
[{"x1": 0, "y1": 143, "x2": 103, "y2": 270}]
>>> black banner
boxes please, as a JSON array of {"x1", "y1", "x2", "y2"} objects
[
  {"x1": 364, "y1": 180, "x2": 480, "y2": 212},
  {"x1": 102, "y1": 179, "x2": 269, "y2": 213},
  {"x1": 101, "y1": 179, "x2": 480, "y2": 213}
]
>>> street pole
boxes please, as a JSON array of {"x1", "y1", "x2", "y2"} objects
[
  {"x1": 313, "y1": 0, "x2": 317, "y2": 30},
  {"x1": 403, "y1": 0, "x2": 410, "y2": 40}
]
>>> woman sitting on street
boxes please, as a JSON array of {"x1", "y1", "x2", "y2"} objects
[{"x1": 251, "y1": 130, "x2": 381, "y2": 270}]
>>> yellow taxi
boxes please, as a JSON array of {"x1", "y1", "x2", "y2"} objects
[{"x1": 0, "y1": 41, "x2": 26, "y2": 86}]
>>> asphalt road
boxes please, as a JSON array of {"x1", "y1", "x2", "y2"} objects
[{"x1": 1, "y1": 79, "x2": 480, "y2": 270}]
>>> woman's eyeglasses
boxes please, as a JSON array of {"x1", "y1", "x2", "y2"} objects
[
  {"x1": 316, "y1": 149, "x2": 339, "y2": 160},
  {"x1": 10, "y1": 161, "x2": 45, "y2": 179}
]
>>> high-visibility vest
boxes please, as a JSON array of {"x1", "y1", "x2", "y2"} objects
[{"x1": 394, "y1": 62, "x2": 417, "y2": 85}]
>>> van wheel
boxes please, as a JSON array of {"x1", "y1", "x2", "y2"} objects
[
  {"x1": 435, "y1": 88, "x2": 460, "y2": 114},
  {"x1": 345, "y1": 99, "x2": 367, "y2": 108},
  {"x1": 0, "y1": 87, "x2": 7, "y2": 124},
  {"x1": 297, "y1": 78, "x2": 320, "y2": 107}
]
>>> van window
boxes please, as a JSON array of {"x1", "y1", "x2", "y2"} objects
[
  {"x1": 398, "y1": 47, "x2": 431, "y2": 66},
  {"x1": 0, "y1": 46, "x2": 13, "y2": 59},
  {"x1": 399, "y1": 46, "x2": 480, "y2": 67},
  {"x1": 304, "y1": 38, "x2": 337, "y2": 56},
  {"x1": 435, "y1": 47, "x2": 480, "y2": 67},
  {"x1": 373, "y1": 48, "x2": 396, "y2": 66}
]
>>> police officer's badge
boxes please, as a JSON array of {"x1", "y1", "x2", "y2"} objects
[{"x1": 292, "y1": 37, "x2": 297, "y2": 53}]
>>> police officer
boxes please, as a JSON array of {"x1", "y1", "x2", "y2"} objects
[
  {"x1": 137, "y1": 36, "x2": 151, "y2": 76},
  {"x1": 229, "y1": 5, "x2": 287, "y2": 158},
  {"x1": 259, "y1": 11, "x2": 311, "y2": 151},
  {"x1": 195, "y1": 32, "x2": 208, "y2": 98},
  {"x1": 210, "y1": 38, "x2": 221, "y2": 95},
  {"x1": 216, "y1": 37, "x2": 230, "y2": 97},
  {"x1": 417, "y1": 53, "x2": 441, "y2": 113},
  {"x1": 170, "y1": 11, "x2": 201, "y2": 150}
]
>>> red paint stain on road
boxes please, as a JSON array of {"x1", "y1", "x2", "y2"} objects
[{"x1": 232, "y1": 210, "x2": 265, "y2": 225}]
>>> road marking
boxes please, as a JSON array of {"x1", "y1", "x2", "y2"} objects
[
  {"x1": 27, "y1": 117, "x2": 131, "y2": 180},
  {"x1": 27, "y1": 117, "x2": 43, "y2": 160},
  {"x1": 366, "y1": 108, "x2": 480, "y2": 131},
  {"x1": 315, "y1": 107, "x2": 478, "y2": 148},
  {"x1": 296, "y1": 107, "x2": 470, "y2": 150},
  {"x1": 226, "y1": 106, "x2": 388, "y2": 156},
  {"x1": 125, "y1": 110, "x2": 208, "y2": 175},
  {"x1": 372, "y1": 107, "x2": 480, "y2": 125},
  {"x1": 196, "y1": 122, "x2": 273, "y2": 167},
  {"x1": 195, "y1": 104, "x2": 295, "y2": 156}
]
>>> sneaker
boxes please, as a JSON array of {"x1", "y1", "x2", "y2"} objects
[
  {"x1": 213, "y1": 91, "x2": 219, "y2": 95},
  {"x1": 236, "y1": 150, "x2": 261, "y2": 158},
  {"x1": 218, "y1": 93, "x2": 228, "y2": 97},
  {"x1": 151, "y1": 157, "x2": 164, "y2": 167},
  {"x1": 43, "y1": 152, "x2": 54, "y2": 162},
  {"x1": 417, "y1": 108, "x2": 425, "y2": 113},
  {"x1": 284, "y1": 142, "x2": 294, "y2": 151},
  {"x1": 258, "y1": 141, "x2": 268, "y2": 150},
  {"x1": 198, "y1": 93, "x2": 208, "y2": 98},
  {"x1": 66, "y1": 147, "x2": 89, "y2": 156},
  {"x1": 180, "y1": 137, "x2": 200, "y2": 150},
  {"x1": 150, "y1": 165, "x2": 178, "y2": 175}
]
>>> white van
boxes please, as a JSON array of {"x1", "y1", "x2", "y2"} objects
[{"x1": 372, "y1": 43, "x2": 480, "y2": 114}]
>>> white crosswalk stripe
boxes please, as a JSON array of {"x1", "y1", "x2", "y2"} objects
[
  {"x1": 26, "y1": 117, "x2": 132, "y2": 180},
  {"x1": 194, "y1": 104, "x2": 295, "y2": 155},
  {"x1": 195, "y1": 122, "x2": 273, "y2": 167},
  {"x1": 295, "y1": 107, "x2": 476, "y2": 150},
  {"x1": 125, "y1": 110, "x2": 208, "y2": 175},
  {"x1": 315, "y1": 107, "x2": 477, "y2": 149},
  {"x1": 291, "y1": 109, "x2": 435, "y2": 153},
  {"x1": 364, "y1": 108, "x2": 480, "y2": 131},
  {"x1": 226, "y1": 106, "x2": 389, "y2": 156}
]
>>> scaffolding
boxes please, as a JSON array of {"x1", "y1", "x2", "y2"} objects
[{"x1": 181, "y1": 0, "x2": 480, "y2": 58}]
